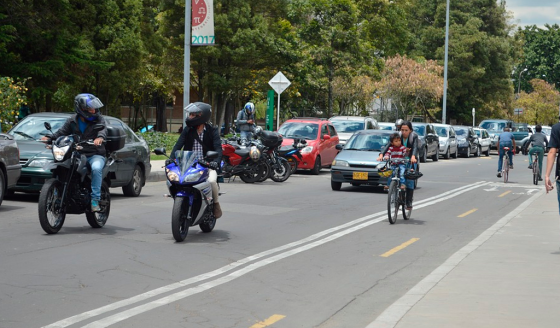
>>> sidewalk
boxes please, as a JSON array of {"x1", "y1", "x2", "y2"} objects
[
  {"x1": 369, "y1": 189, "x2": 560, "y2": 328},
  {"x1": 146, "y1": 160, "x2": 167, "y2": 182}
]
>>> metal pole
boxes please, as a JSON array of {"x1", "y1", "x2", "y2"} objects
[
  {"x1": 276, "y1": 93, "x2": 280, "y2": 131},
  {"x1": 442, "y1": 0, "x2": 450, "y2": 124},
  {"x1": 183, "y1": 0, "x2": 192, "y2": 129}
]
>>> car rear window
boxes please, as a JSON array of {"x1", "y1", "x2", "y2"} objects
[{"x1": 330, "y1": 120, "x2": 364, "y2": 133}]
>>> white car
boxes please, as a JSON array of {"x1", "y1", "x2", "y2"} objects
[
  {"x1": 433, "y1": 123, "x2": 458, "y2": 159},
  {"x1": 328, "y1": 116, "x2": 379, "y2": 145},
  {"x1": 473, "y1": 127, "x2": 491, "y2": 156}
]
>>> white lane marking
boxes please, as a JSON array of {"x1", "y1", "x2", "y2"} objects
[
  {"x1": 365, "y1": 189, "x2": 545, "y2": 328},
  {"x1": 43, "y1": 181, "x2": 489, "y2": 328}
]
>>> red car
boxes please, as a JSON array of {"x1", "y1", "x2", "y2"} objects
[{"x1": 278, "y1": 118, "x2": 340, "y2": 174}]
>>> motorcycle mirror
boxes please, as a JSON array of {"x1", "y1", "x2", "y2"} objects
[
  {"x1": 153, "y1": 147, "x2": 167, "y2": 156},
  {"x1": 206, "y1": 151, "x2": 219, "y2": 160},
  {"x1": 44, "y1": 122, "x2": 52, "y2": 131}
]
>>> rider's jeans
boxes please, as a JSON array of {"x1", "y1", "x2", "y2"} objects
[
  {"x1": 498, "y1": 142, "x2": 513, "y2": 171},
  {"x1": 87, "y1": 155, "x2": 105, "y2": 201},
  {"x1": 529, "y1": 146, "x2": 544, "y2": 176},
  {"x1": 240, "y1": 131, "x2": 252, "y2": 144},
  {"x1": 387, "y1": 164, "x2": 406, "y2": 186},
  {"x1": 209, "y1": 169, "x2": 219, "y2": 203}
]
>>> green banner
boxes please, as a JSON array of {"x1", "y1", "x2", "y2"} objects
[{"x1": 266, "y1": 90, "x2": 275, "y2": 131}]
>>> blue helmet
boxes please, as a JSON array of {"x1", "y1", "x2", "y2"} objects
[
  {"x1": 74, "y1": 94, "x2": 104, "y2": 122},
  {"x1": 244, "y1": 102, "x2": 255, "y2": 115}
]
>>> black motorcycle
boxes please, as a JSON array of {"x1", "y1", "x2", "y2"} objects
[
  {"x1": 278, "y1": 138, "x2": 306, "y2": 174},
  {"x1": 38, "y1": 122, "x2": 125, "y2": 234},
  {"x1": 257, "y1": 130, "x2": 291, "y2": 182}
]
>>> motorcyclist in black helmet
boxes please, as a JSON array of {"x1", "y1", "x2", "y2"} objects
[
  {"x1": 170, "y1": 102, "x2": 223, "y2": 218},
  {"x1": 41, "y1": 93, "x2": 107, "y2": 212}
]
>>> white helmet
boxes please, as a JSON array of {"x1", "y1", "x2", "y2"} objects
[{"x1": 249, "y1": 145, "x2": 260, "y2": 162}]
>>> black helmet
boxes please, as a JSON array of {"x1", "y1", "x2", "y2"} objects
[
  {"x1": 185, "y1": 102, "x2": 212, "y2": 127},
  {"x1": 395, "y1": 119, "x2": 404, "y2": 127},
  {"x1": 404, "y1": 168, "x2": 423, "y2": 180},
  {"x1": 74, "y1": 94, "x2": 104, "y2": 122}
]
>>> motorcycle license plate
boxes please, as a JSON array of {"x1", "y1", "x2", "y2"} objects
[{"x1": 353, "y1": 172, "x2": 368, "y2": 180}]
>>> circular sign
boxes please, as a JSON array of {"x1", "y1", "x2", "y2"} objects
[{"x1": 192, "y1": 0, "x2": 208, "y2": 28}]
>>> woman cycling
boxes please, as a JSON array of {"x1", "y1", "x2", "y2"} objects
[{"x1": 378, "y1": 121, "x2": 420, "y2": 209}]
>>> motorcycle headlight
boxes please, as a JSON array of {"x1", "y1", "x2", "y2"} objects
[
  {"x1": 183, "y1": 172, "x2": 202, "y2": 182},
  {"x1": 52, "y1": 145, "x2": 70, "y2": 161},
  {"x1": 167, "y1": 171, "x2": 179, "y2": 182},
  {"x1": 332, "y1": 159, "x2": 349, "y2": 167},
  {"x1": 301, "y1": 146, "x2": 314, "y2": 154},
  {"x1": 28, "y1": 159, "x2": 52, "y2": 167}
]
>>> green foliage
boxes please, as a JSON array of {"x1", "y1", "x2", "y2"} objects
[
  {"x1": 138, "y1": 131, "x2": 179, "y2": 153},
  {"x1": 0, "y1": 76, "x2": 28, "y2": 131}
]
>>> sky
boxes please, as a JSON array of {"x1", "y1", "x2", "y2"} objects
[{"x1": 506, "y1": 0, "x2": 560, "y2": 28}]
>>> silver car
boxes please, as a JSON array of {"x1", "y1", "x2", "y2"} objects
[
  {"x1": 330, "y1": 130, "x2": 392, "y2": 190},
  {"x1": 433, "y1": 123, "x2": 458, "y2": 159},
  {"x1": 328, "y1": 116, "x2": 379, "y2": 145}
]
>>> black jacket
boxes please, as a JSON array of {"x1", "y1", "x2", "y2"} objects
[
  {"x1": 51, "y1": 114, "x2": 108, "y2": 157},
  {"x1": 381, "y1": 132, "x2": 420, "y2": 159},
  {"x1": 170, "y1": 124, "x2": 222, "y2": 163}
]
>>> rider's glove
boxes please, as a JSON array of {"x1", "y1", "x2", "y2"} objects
[
  {"x1": 209, "y1": 161, "x2": 219, "y2": 170},
  {"x1": 165, "y1": 159, "x2": 173, "y2": 166}
]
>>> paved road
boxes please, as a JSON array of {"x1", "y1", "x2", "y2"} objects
[{"x1": 0, "y1": 153, "x2": 544, "y2": 328}]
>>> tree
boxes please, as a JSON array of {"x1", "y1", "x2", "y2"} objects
[
  {"x1": 375, "y1": 55, "x2": 443, "y2": 121},
  {"x1": 516, "y1": 79, "x2": 560, "y2": 126},
  {"x1": 0, "y1": 77, "x2": 28, "y2": 132}
]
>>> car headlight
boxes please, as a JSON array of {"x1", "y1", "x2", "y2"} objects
[
  {"x1": 52, "y1": 145, "x2": 70, "y2": 161},
  {"x1": 332, "y1": 159, "x2": 349, "y2": 167},
  {"x1": 183, "y1": 172, "x2": 202, "y2": 182},
  {"x1": 27, "y1": 159, "x2": 52, "y2": 167},
  {"x1": 439, "y1": 140, "x2": 446, "y2": 146},
  {"x1": 301, "y1": 146, "x2": 314, "y2": 154},
  {"x1": 167, "y1": 171, "x2": 179, "y2": 182}
]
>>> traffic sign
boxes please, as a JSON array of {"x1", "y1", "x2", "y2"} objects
[
  {"x1": 268, "y1": 71, "x2": 291, "y2": 94},
  {"x1": 514, "y1": 108, "x2": 523, "y2": 115}
]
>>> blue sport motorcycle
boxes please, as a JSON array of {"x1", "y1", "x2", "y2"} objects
[{"x1": 154, "y1": 148, "x2": 220, "y2": 242}]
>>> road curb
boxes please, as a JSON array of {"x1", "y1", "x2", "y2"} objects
[{"x1": 146, "y1": 172, "x2": 167, "y2": 182}]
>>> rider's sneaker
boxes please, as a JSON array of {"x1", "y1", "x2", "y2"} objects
[
  {"x1": 509, "y1": 164, "x2": 514, "y2": 169},
  {"x1": 497, "y1": 171, "x2": 502, "y2": 178},
  {"x1": 213, "y1": 202, "x2": 222, "y2": 219},
  {"x1": 400, "y1": 185, "x2": 406, "y2": 190},
  {"x1": 538, "y1": 177, "x2": 543, "y2": 181},
  {"x1": 91, "y1": 200, "x2": 101, "y2": 212},
  {"x1": 383, "y1": 185, "x2": 389, "y2": 190},
  {"x1": 528, "y1": 164, "x2": 533, "y2": 169}
]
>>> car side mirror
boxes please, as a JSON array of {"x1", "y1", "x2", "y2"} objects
[
  {"x1": 336, "y1": 144, "x2": 343, "y2": 150},
  {"x1": 323, "y1": 134, "x2": 330, "y2": 140}
]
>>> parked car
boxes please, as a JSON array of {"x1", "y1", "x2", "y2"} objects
[
  {"x1": 479, "y1": 119, "x2": 513, "y2": 150},
  {"x1": 328, "y1": 116, "x2": 379, "y2": 145},
  {"x1": 433, "y1": 123, "x2": 458, "y2": 159},
  {"x1": 330, "y1": 130, "x2": 392, "y2": 190},
  {"x1": 278, "y1": 118, "x2": 339, "y2": 174},
  {"x1": 453, "y1": 125, "x2": 481, "y2": 157},
  {"x1": 378, "y1": 122, "x2": 396, "y2": 131},
  {"x1": 520, "y1": 125, "x2": 552, "y2": 155},
  {"x1": 0, "y1": 133, "x2": 21, "y2": 206},
  {"x1": 7, "y1": 113, "x2": 151, "y2": 196},
  {"x1": 473, "y1": 127, "x2": 491, "y2": 156},
  {"x1": 412, "y1": 123, "x2": 440, "y2": 162}
]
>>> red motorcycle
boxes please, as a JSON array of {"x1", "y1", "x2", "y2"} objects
[{"x1": 221, "y1": 139, "x2": 269, "y2": 183}]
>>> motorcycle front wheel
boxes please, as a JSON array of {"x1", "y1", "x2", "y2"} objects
[
  {"x1": 86, "y1": 182, "x2": 111, "y2": 228},
  {"x1": 38, "y1": 179, "x2": 66, "y2": 234},
  {"x1": 171, "y1": 197, "x2": 191, "y2": 242},
  {"x1": 270, "y1": 159, "x2": 291, "y2": 182}
]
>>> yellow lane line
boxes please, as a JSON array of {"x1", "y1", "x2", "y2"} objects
[
  {"x1": 380, "y1": 238, "x2": 420, "y2": 258},
  {"x1": 498, "y1": 190, "x2": 511, "y2": 197},
  {"x1": 250, "y1": 314, "x2": 286, "y2": 328},
  {"x1": 458, "y1": 208, "x2": 478, "y2": 217}
]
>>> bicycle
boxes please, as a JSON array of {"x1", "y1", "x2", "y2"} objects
[
  {"x1": 381, "y1": 158, "x2": 411, "y2": 224},
  {"x1": 529, "y1": 147, "x2": 543, "y2": 185},
  {"x1": 501, "y1": 146, "x2": 511, "y2": 183}
]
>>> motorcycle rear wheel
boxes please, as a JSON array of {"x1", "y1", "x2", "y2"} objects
[
  {"x1": 270, "y1": 159, "x2": 291, "y2": 182},
  {"x1": 287, "y1": 156, "x2": 298, "y2": 174},
  {"x1": 171, "y1": 197, "x2": 191, "y2": 242},
  {"x1": 38, "y1": 179, "x2": 66, "y2": 234},
  {"x1": 86, "y1": 182, "x2": 111, "y2": 228},
  {"x1": 199, "y1": 213, "x2": 216, "y2": 233},
  {"x1": 240, "y1": 162, "x2": 266, "y2": 183}
]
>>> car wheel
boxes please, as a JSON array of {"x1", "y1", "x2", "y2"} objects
[
  {"x1": 443, "y1": 147, "x2": 450, "y2": 159},
  {"x1": 475, "y1": 146, "x2": 481, "y2": 157},
  {"x1": 432, "y1": 147, "x2": 439, "y2": 161},
  {"x1": 0, "y1": 169, "x2": 5, "y2": 207},
  {"x1": 465, "y1": 147, "x2": 470, "y2": 158},
  {"x1": 420, "y1": 148, "x2": 427, "y2": 163},
  {"x1": 485, "y1": 147, "x2": 490, "y2": 156},
  {"x1": 311, "y1": 156, "x2": 321, "y2": 175},
  {"x1": 122, "y1": 165, "x2": 144, "y2": 197},
  {"x1": 331, "y1": 180, "x2": 342, "y2": 191},
  {"x1": 453, "y1": 147, "x2": 458, "y2": 159}
]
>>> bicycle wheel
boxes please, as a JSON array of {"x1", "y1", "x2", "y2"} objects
[
  {"x1": 533, "y1": 159, "x2": 539, "y2": 185},
  {"x1": 402, "y1": 194, "x2": 412, "y2": 220},
  {"x1": 503, "y1": 155, "x2": 509, "y2": 183},
  {"x1": 387, "y1": 181, "x2": 399, "y2": 224}
]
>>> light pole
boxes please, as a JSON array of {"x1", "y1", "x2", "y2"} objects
[
  {"x1": 442, "y1": 0, "x2": 450, "y2": 124},
  {"x1": 517, "y1": 67, "x2": 528, "y2": 99},
  {"x1": 472, "y1": 108, "x2": 475, "y2": 127}
]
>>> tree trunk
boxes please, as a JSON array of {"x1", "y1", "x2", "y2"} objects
[{"x1": 155, "y1": 95, "x2": 167, "y2": 132}]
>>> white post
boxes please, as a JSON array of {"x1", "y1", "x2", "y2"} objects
[{"x1": 472, "y1": 108, "x2": 475, "y2": 127}]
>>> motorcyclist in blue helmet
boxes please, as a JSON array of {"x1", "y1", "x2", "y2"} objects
[{"x1": 237, "y1": 102, "x2": 255, "y2": 143}]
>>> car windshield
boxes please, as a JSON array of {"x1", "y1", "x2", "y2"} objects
[
  {"x1": 454, "y1": 127, "x2": 468, "y2": 136},
  {"x1": 330, "y1": 120, "x2": 364, "y2": 133},
  {"x1": 435, "y1": 127, "x2": 448, "y2": 137},
  {"x1": 413, "y1": 125, "x2": 426, "y2": 136},
  {"x1": 278, "y1": 122, "x2": 319, "y2": 140},
  {"x1": 480, "y1": 121, "x2": 507, "y2": 132},
  {"x1": 344, "y1": 133, "x2": 390, "y2": 151},
  {"x1": 8, "y1": 116, "x2": 68, "y2": 140}
]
